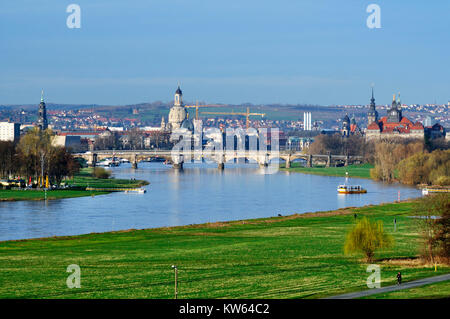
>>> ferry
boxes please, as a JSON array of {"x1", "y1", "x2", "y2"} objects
[{"x1": 337, "y1": 185, "x2": 367, "y2": 194}]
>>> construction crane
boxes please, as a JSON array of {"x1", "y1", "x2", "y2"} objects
[
  {"x1": 184, "y1": 103, "x2": 224, "y2": 120},
  {"x1": 201, "y1": 107, "x2": 265, "y2": 129}
]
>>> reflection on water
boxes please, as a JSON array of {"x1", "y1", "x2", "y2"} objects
[{"x1": 0, "y1": 162, "x2": 422, "y2": 241}]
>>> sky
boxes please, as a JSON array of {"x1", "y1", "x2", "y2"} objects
[{"x1": 0, "y1": 0, "x2": 449, "y2": 106}]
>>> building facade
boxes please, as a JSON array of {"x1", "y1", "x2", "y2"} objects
[
  {"x1": 366, "y1": 93, "x2": 424, "y2": 140},
  {"x1": 0, "y1": 122, "x2": 20, "y2": 142}
]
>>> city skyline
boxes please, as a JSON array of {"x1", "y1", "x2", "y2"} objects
[{"x1": 1, "y1": 1, "x2": 449, "y2": 106}]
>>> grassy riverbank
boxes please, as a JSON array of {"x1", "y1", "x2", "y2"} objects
[
  {"x1": 0, "y1": 189, "x2": 109, "y2": 201},
  {"x1": 0, "y1": 200, "x2": 448, "y2": 299},
  {"x1": 281, "y1": 163, "x2": 374, "y2": 179},
  {"x1": 66, "y1": 168, "x2": 149, "y2": 189},
  {"x1": 0, "y1": 168, "x2": 149, "y2": 202}
]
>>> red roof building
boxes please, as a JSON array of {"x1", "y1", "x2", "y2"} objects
[{"x1": 366, "y1": 93, "x2": 424, "y2": 140}]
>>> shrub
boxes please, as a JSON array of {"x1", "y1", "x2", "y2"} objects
[
  {"x1": 93, "y1": 167, "x2": 111, "y2": 179},
  {"x1": 344, "y1": 217, "x2": 393, "y2": 262}
]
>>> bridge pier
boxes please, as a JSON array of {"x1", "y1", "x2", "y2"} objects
[
  {"x1": 132, "y1": 154, "x2": 138, "y2": 169},
  {"x1": 285, "y1": 155, "x2": 291, "y2": 169},
  {"x1": 326, "y1": 155, "x2": 331, "y2": 168},
  {"x1": 88, "y1": 153, "x2": 98, "y2": 168},
  {"x1": 217, "y1": 153, "x2": 225, "y2": 170},
  {"x1": 306, "y1": 154, "x2": 312, "y2": 168},
  {"x1": 344, "y1": 155, "x2": 349, "y2": 167},
  {"x1": 173, "y1": 162, "x2": 183, "y2": 170}
]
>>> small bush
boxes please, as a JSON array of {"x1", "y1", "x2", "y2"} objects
[{"x1": 93, "y1": 167, "x2": 111, "y2": 179}]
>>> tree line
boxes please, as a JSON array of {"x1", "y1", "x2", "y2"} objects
[
  {"x1": 307, "y1": 134, "x2": 449, "y2": 186},
  {"x1": 0, "y1": 128, "x2": 80, "y2": 185}
]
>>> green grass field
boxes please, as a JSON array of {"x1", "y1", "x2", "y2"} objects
[
  {"x1": 66, "y1": 168, "x2": 149, "y2": 189},
  {"x1": 0, "y1": 200, "x2": 448, "y2": 299},
  {"x1": 362, "y1": 280, "x2": 450, "y2": 299},
  {"x1": 281, "y1": 163, "x2": 373, "y2": 179},
  {"x1": 0, "y1": 168, "x2": 148, "y2": 201},
  {"x1": 0, "y1": 189, "x2": 108, "y2": 201}
]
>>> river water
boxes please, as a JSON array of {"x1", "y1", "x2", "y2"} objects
[{"x1": 0, "y1": 162, "x2": 422, "y2": 241}]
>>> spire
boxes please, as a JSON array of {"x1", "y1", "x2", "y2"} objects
[
  {"x1": 41, "y1": 89, "x2": 44, "y2": 103},
  {"x1": 370, "y1": 87, "x2": 376, "y2": 107},
  {"x1": 397, "y1": 92, "x2": 401, "y2": 106},
  {"x1": 392, "y1": 93, "x2": 396, "y2": 102}
]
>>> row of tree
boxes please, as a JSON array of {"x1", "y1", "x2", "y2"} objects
[
  {"x1": 307, "y1": 134, "x2": 449, "y2": 185},
  {"x1": 370, "y1": 138, "x2": 449, "y2": 185},
  {"x1": 0, "y1": 128, "x2": 80, "y2": 185}
]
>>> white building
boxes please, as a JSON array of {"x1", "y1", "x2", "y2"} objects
[
  {"x1": 0, "y1": 122, "x2": 20, "y2": 142},
  {"x1": 167, "y1": 86, "x2": 187, "y2": 131}
]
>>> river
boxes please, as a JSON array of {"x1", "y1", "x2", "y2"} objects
[{"x1": 0, "y1": 162, "x2": 422, "y2": 241}]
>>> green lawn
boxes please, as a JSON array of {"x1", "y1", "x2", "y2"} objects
[
  {"x1": 0, "y1": 168, "x2": 148, "y2": 201},
  {"x1": 281, "y1": 163, "x2": 373, "y2": 179},
  {"x1": 0, "y1": 200, "x2": 448, "y2": 299},
  {"x1": 362, "y1": 280, "x2": 450, "y2": 299},
  {"x1": 0, "y1": 189, "x2": 108, "y2": 201},
  {"x1": 66, "y1": 168, "x2": 148, "y2": 189}
]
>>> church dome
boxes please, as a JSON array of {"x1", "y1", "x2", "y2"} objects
[
  {"x1": 175, "y1": 86, "x2": 182, "y2": 95},
  {"x1": 343, "y1": 115, "x2": 350, "y2": 123},
  {"x1": 180, "y1": 119, "x2": 194, "y2": 131}
]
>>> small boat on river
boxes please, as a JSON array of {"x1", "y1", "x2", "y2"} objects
[{"x1": 337, "y1": 185, "x2": 367, "y2": 194}]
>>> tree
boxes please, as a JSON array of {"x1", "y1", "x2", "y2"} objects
[
  {"x1": 414, "y1": 194, "x2": 450, "y2": 264},
  {"x1": 344, "y1": 217, "x2": 393, "y2": 262},
  {"x1": 0, "y1": 141, "x2": 17, "y2": 178},
  {"x1": 371, "y1": 139, "x2": 425, "y2": 183},
  {"x1": 398, "y1": 149, "x2": 450, "y2": 186},
  {"x1": 17, "y1": 128, "x2": 53, "y2": 179},
  {"x1": 126, "y1": 128, "x2": 144, "y2": 150}
]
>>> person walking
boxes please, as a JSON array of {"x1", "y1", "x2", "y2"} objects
[{"x1": 397, "y1": 272, "x2": 402, "y2": 285}]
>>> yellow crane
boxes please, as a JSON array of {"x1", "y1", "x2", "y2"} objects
[
  {"x1": 201, "y1": 107, "x2": 265, "y2": 129},
  {"x1": 184, "y1": 103, "x2": 223, "y2": 120}
]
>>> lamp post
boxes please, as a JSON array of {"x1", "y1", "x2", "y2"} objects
[
  {"x1": 40, "y1": 152, "x2": 44, "y2": 188},
  {"x1": 171, "y1": 265, "x2": 178, "y2": 299}
]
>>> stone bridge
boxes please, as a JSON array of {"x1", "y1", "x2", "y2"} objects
[{"x1": 74, "y1": 150, "x2": 363, "y2": 170}]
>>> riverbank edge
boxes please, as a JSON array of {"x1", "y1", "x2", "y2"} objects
[
  {"x1": 1, "y1": 198, "x2": 417, "y2": 243},
  {"x1": 280, "y1": 166, "x2": 375, "y2": 181},
  {"x1": 0, "y1": 180, "x2": 149, "y2": 202}
]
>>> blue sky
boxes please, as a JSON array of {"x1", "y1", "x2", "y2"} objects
[{"x1": 0, "y1": 0, "x2": 449, "y2": 106}]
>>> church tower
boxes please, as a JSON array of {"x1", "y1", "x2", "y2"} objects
[
  {"x1": 37, "y1": 90, "x2": 48, "y2": 130},
  {"x1": 387, "y1": 93, "x2": 401, "y2": 123},
  {"x1": 367, "y1": 87, "x2": 378, "y2": 125},
  {"x1": 168, "y1": 85, "x2": 187, "y2": 131},
  {"x1": 174, "y1": 86, "x2": 182, "y2": 106},
  {"x1": 160, "y1": 116, "x2": 166, "y2": 131},
  {"x1": 341, "y1": 114, "x2": 350, "y2": 137}
]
